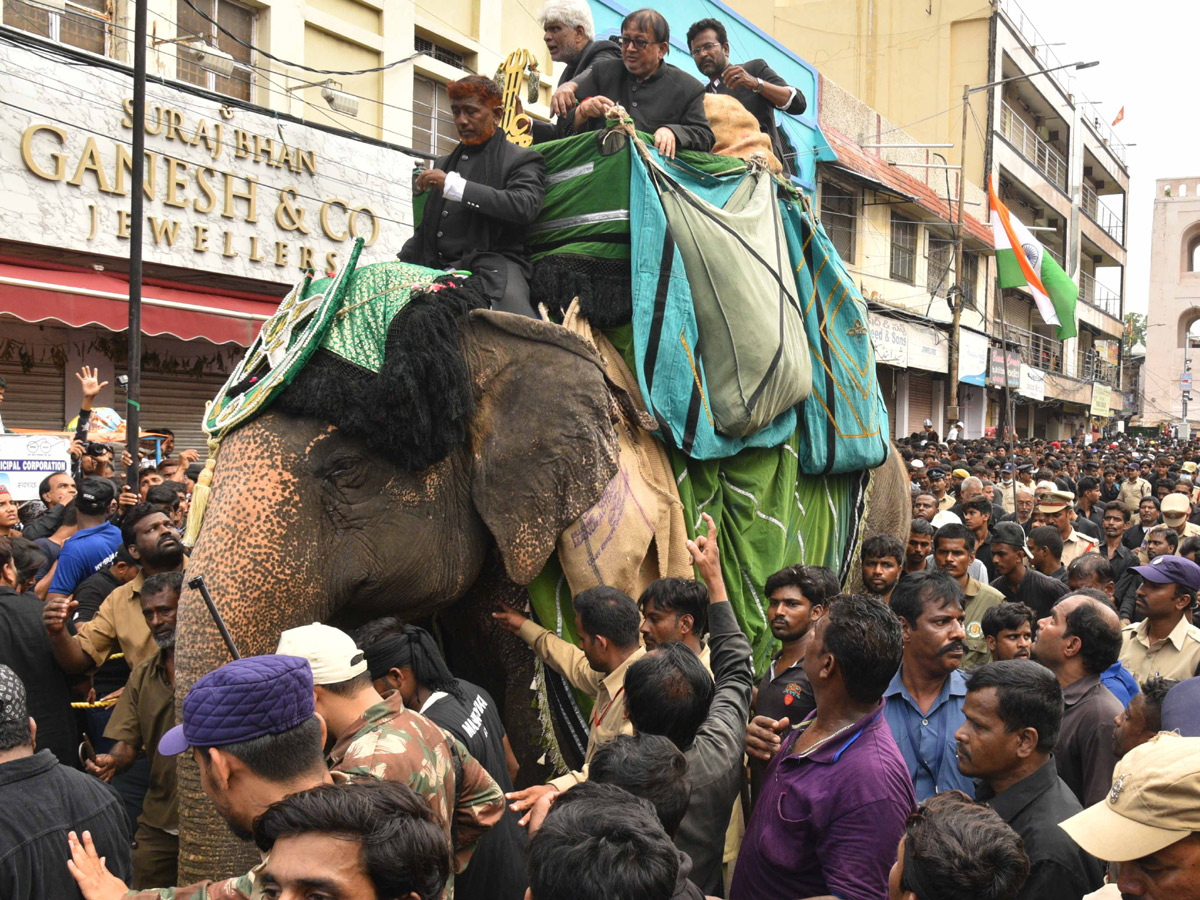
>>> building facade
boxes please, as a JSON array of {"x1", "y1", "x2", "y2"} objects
[
  {"x1": 726, "y1": 0, "x2": 1130, "y2": 439},
  {"x1": 1143, "y1": 177, "x2": 1200, "y2": 434}
]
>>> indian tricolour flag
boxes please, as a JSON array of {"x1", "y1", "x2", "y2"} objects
[{"x1": 988, "y1": 176, "x2": 1078, "y2": 340}]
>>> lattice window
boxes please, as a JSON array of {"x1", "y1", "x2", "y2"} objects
[
  {"x1": 890, "y1": 213, "x2": 917, "y2": 284},
  {"x1": 3, "y1": 0, "x2": 109, "y2": 55},
  {"x1": 820, "y1": 181, "x2": 857, "y2": 265},
  {"x1": 175, "y1": 0, "x2": 254, "y2": 101}
]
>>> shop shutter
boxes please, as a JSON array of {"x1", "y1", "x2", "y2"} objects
[
  {"x1": 879, "y1": 367, "x2": 898, "y2": 438},
  {"x1": 0, "y1": 359, "x2": 66, "y2": 432},
  {"x1": 909, "y1": 372, "x2": 933, "y2": 432},
  {"x1": 137, "y1": 372, "x2": 230, "y2": 460}
]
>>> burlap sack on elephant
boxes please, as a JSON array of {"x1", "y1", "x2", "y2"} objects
[
  {"x1": 703, "y1": 92, "x2": 782, "y2": 174},
  {"x1": 554, "y1": 300, "x2": 693, "y2": 598}
]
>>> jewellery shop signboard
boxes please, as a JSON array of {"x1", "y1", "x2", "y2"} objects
[{"x1": 0, "y1": 43, "x2": 416, "y2": 283}]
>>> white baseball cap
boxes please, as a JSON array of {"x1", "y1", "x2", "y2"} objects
[{"x1": 276, "y1": 622, "x2": 368, "y2": 685}]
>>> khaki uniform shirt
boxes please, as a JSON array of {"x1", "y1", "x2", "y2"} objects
[
  {"x1": 1117, "y1": 478, "x2": 1151, "y2": 513},
  {"x1": 516, "y1": 619, "x2": 645, "y2": 792},
  {"x1": 1060, "y1": 529, "x2": 1098, "y2": 569},
  {"x1": 938, "y1": 494, "x2": 956, "y2": 511},
  {"x1": 1119, "y1": 616, "x2": 1200, "y2": 682},
  {"x1": 962, "y1": 577, "x2": 1006, "y2": 671},
  {"x1": 75, "y1": 572, "x2": 157, "y2": 671},
  {"x1": 104, "y1": 647, "x2": 177, "y2": 833}
]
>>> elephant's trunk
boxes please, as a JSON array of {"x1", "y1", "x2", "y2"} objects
[{"x1": 174, "y1": 420, "x2": 336, "y2": 882}]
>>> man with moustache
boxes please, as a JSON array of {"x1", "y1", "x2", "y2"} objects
[
  {"x1": 1000, "y1": 487, "x2": 1036, "y2": 536},
  {"x1": 990, "y1": 522, "x2": 1068, "y2": 619},
  {"x1": 637, "y1": 577, "x2": 708, "y2": 659},
  {"x1": 954, "y1": 661, "x2": 1104, "y2": 900},
  {"x1": 685, "y1": 17, "x2": 806, "y2": 174},
  {"x1": 981, "y1": 602, "x2": 1036, "y2": 662},
  {"x1": 860, "y1": 535, "x2": 904, "y2": 602},
  {"x1": 905, "y1": 518, "x2": 935, "y2": 575},
  {"x1": 1100, "y1": 501, "x2": 1136, "y2": 581},
  {"x1": 42, "y1": 504, "x2": 186, "y2": 675},
  {"x1": 742, "y1": 565, "x2": 830, "y2": 806},
  {"x1": 913, "y1": 492, "x2": 938, "y2": 522},
  {"x1": 883, "y1": 571, "x2": 976, "y2": 800},
  {"x1": 398, "y1": 75, "x2": 546, "y2": 316},
  {"x1": 84, "y1": 572, "x2": 183, "y2": 887},
  {"x1": 534, "y1": 0, "x2": 620, "y2": 143},
  {"x1": 932, "y1": 523, "x2": 1005, "y2": 670}
]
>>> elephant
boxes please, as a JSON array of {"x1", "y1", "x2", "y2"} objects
[{"x1": 172, "y1": 281, "x2": 914, "y2": 881}]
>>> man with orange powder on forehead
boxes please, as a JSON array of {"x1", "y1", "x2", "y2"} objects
[{"x1": 399, "y1": 75, "x2": 546, "y2": 317}]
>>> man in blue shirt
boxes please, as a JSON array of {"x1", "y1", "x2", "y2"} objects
[
  {"x1": 884, "y1": 570, "x2": 976, "y2": 800},
  {"x1": 46, "y1": 477, "x2": 121, "y2": 600}
]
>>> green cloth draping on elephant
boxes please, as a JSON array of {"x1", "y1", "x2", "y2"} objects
[{"x1": 527, "y1": 324, "x2": 868, "y2": 695}]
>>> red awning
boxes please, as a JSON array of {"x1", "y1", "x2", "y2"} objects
[{"x1": 0, "y1": 262, "x2": 280, "y2": 346}]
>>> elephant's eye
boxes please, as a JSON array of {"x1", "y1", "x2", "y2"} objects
[{"x1": 324, "y1": 455, "x2": 367, "y2": 487}]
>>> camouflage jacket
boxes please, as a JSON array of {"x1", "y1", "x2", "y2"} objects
[
  {"x1": 122, "y1": 863, "x2": 260, "y2": 900},
  {"x1": 329, "y1": 691, "x2": 505, "y2": 874}
]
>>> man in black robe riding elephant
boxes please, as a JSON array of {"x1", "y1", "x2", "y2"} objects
[{"x1": 399, "y1": 75, "x2": 546, "y2": 318}]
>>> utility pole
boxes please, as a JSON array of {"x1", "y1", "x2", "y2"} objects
[
  {"x1": 947, "y1": 83, "x2": 971, "y2": 422},
  {"x1": 125, "y1": 0, "x2": 147, "y2": 486}
]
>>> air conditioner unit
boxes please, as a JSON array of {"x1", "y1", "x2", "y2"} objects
[{"x1": 181, "y1": 42, "x2": 237, "y2": 78}]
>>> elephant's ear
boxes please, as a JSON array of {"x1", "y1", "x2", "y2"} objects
[{"x1": 466, "y1": 310, "x2": 620, "y2": 584}]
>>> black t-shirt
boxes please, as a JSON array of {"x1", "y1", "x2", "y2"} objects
[
  {"x1": 71, "y1": 569, "x2": 131, "y2": 697},
  {"x1": 749, "y1": 653, "x2": 813, "y2": 807},
  {"x1": 420, "y1": 680, "x2": 526, "y2": 900},
  {"x1": 990, "y1": 569, "x2": 1069, "y2": 620}
]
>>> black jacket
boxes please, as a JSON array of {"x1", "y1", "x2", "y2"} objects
[
  {"x1": 399, "y1": 131, "x2": 545, "y2": 304},
  {"x1": 531, "y1": 39, "x2": 621, "y2": 143},
  {"x1": 0, "y1": 751, "x2": 133, "y2": 899},
  {"x1": 569, "y1": 58, "x2": 715, "y2": 152},
  {"x1": 705, "y1": 58, "x2": 805, "y2": 174},
  {"x1": 0, "y1": 586, "x2": 76, "y2": 769}
]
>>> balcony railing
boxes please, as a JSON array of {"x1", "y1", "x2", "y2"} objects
[
  {"x1": 999, "y1": 102, "x2": 1068, "y2": 191},
  {"x1": 1078, "y1": 270, "x2": 1122, "y2": 319},
  {"x1": 1078, "y1": 347, "x2": 1119, "y2": 385},
  {"x1": 1081, "y1": 182, "x2": 1125, "y2": 244},
  {"x1": 1046, "y1": 246, "x2": 1064, "y2": 268},
  {"x1": 1004, "y1": 322, "x2": 1064, "y2": 374}
]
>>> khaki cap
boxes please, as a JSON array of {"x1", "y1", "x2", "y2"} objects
[
  {"x1": 1038, "y1": 490, "x2": 1075, "y2": 513},
  {"x1": 1161, "y1": 492, "x2": 1191, "y2": 523},
  {"x1": 1183, "y1": 461, "x2": 1198, "y2": 474},
  {"x1": 1059, "y1": 733, "x2": 1200, "y2": 862},
  {"x1": 952, "y1": 468, "x2": 970, "y2": 480},
  {"x1": 276, "y1": 622, "x2": 368, "y2": 686}
]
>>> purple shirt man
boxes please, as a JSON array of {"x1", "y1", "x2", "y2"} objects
[{"x1": 732, "y1": 595, "x2": 915, "y2": 900}]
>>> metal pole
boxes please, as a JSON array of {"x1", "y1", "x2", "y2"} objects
[
  {"x1": 188, "y1": 575, "x2": 242, "y2": 660},
  {"x1": 948, "y1": 83, "x2": 970, "y2": 422},
  {"x1": 125, "y1": 0, "x2": 147, "y2": 487}
]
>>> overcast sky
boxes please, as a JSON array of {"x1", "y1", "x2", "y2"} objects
[{"x1": 1030, "y1": 0, "x2": 1189, "y2": 316}]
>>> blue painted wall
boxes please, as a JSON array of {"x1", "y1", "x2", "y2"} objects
[{"x1": 586, "y1": 0, "x2": 834, "y2": 190}]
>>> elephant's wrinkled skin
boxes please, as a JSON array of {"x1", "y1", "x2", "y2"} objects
[{"x1": 174, "y1": 310, "x2": 619, "y2": 881}]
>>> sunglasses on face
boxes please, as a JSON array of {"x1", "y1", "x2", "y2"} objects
[{"x1": 617, "y1": 36, "x2": 660, "y2": 50}]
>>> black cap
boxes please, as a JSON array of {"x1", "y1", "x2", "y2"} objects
[{"x1": 76, "y1": 476, "x2": 115, "y2": 515}]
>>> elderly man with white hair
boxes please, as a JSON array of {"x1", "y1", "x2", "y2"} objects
[{"x1": 533, "y1": 0, "x2": 620, "y2": 142}]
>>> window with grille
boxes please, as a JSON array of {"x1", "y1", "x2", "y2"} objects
[
  {"x1": 820, "y1": 182, "x2": 857, "y2": 265},
  {"x1": 175, "y1": 0, "x2": 254, "y2": 101},
  {"x1": 415, "y1": 37, "x2": 466, "y2": 71},
  {"x1": 890, "y1": 213, "x2": 917, "y2": 284},
  {"x1": 926, "y1": 228, "x2": 954, "y2": 297},
  {"x1": 3, "y1": 0, "x2": 108, "y2": 55},
  {"x1": 961, "y1": 252, "x2": 979, "y2": 307},
  {"x1": 413, "y1": 77, "x2": 458, "y2": 157}
]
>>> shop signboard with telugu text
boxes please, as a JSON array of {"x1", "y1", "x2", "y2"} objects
[
  {"x1": 0, "y1": 433, "x2": 71, "y2": 501},
  {"x1": 869, "y1": 315, "x2": 908, "y2": 368},
  {"x1": 1091, "y1": 383, "x2": 1112, "y2": 417}
]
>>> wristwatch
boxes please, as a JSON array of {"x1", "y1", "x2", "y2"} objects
[{"x1": 753, "y1": 77, "x2": 763, "y2": 93}]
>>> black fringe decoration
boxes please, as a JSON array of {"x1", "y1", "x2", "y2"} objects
[
  {"x1": 531, "y1": 255, "x2": 632, "y2": 328},
  {"x1": 274, "y1": 282, "x2": 490, "y2": 472}
]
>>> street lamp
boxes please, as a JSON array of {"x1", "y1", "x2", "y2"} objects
[{"x1": 946, "y1": 59, "x2": 1100, "y2": 423}]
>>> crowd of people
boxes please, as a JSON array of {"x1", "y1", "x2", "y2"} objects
[{"x1": 3, "y1": 363, "x2": 1200, "y2": 900}]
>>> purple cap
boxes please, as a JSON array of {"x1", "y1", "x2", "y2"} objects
[
  {"x1": 158, "y1": 655, "x2": 314, "y2": 756},
  {"x1": 1162, "y1": 677, "x2": 1200, "y2": 737},
  {"x1": 1130, "y1": 556, "x2": 1200, "y2": 594}
]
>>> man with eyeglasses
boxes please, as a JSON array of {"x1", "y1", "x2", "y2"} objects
[
  {"x1": 567, "y1": 8, "x2": 714, "y2": 158},
  {"x1": 685, "y1": 18, "x2": 806, "y2": 175}
]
